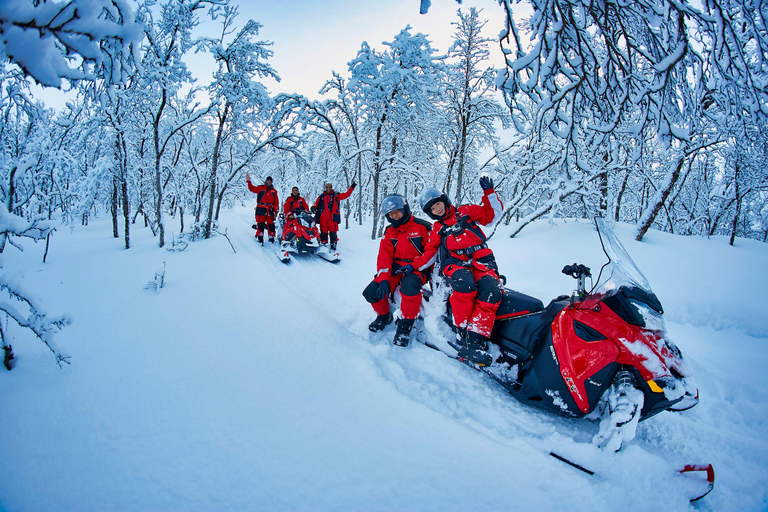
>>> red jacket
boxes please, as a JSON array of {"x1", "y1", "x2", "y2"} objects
[
  {"x1": 414, "y1": 188, "x2": 503, "y2": 273},
  {"x1": 313, "y1": 185, "x2": 355, "y2": 223},
  {"x1": 375, "y1": 215, "x2": 433, "y2": 282},
  {"x1": 283, "y1": 195, "x2": 309, "y2": 216},
  {"x1": 247, "y1": 180, "x2": 279, "y2": 217}
]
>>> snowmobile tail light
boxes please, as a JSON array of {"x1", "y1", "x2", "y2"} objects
[{"x1": 647, "y1": 379, "x2": 664, "y2": 393}]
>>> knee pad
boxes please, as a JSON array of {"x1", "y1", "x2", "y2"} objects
[
  {"x1": 476, "y1": 275, "x2": 503, "y2": 304},
  {"x1": 448, "y1": 268, "x2": 476, "y2": 294},
  {"x1": 362, "y1": 280, "x2": 382, "y2": 304},
  {"x1": 399, "y1": 273, "x2": 422, "y2": 297}
]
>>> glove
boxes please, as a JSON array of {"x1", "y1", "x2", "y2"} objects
[
  {"x1": 396, "y1": 264, "x2": 414, "y2": 276},
  {"x1": 374, "y1": 280, "x2": 391, "y2": 301},
  {"x1": 479, "y1": 176, "x2": 494, "y2": 190},
  {"x1": 351, "y1": 181, "x2": 357, "y2": 188},
  {"x1": 310, "y1": 205, "x2": 317, "y2": 213}
]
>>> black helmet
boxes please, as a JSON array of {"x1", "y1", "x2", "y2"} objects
[
  {"x1": 419, "y1": 188, "x2": 450, "y2": 221},
  {"x1": 381, "y1": 194, "x2": 411, "y2": 227}
]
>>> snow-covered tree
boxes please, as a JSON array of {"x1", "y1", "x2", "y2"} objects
[
  {"x1": 200, "y1": 4, "x2": 304, "y2": 238},
  {"x1": 0, "y1": 0, "x2": 142, "y2": 88},
  {"x1": 347, "y1": 27, "x2": 444, "y2": 238},
  {"x1": 441, "y1": 8, "x2": 508, "y2": 204}
]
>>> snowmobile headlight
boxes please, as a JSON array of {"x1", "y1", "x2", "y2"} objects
[{"x1": 629, "y1": 299, "x2": 666, "y2": 332}]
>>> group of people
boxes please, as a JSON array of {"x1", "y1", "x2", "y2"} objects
[
  {"x1": 245, "y1": 173, "x2": 356, "y2": 251},
  {"x1": 363, "y1": 176, "x2": 503, "y2": 366},
  {"x1": 246, "y1": 173, "x2": 505, "y2": 367}
]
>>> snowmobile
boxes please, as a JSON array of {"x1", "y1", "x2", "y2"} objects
[
  {"x1": 275, "y1": 209, "x2": 321, "y2": 262},
  {"x1": 425, "y1": 218, "x2": 699, "y2": 452}
]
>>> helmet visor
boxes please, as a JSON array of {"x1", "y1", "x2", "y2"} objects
[
  {"x1": 419, "y1": 188, "x2": 443, "y2": 212},
  {"x1": 381, "y1": 194, "x2": 407, "y2": 216}
]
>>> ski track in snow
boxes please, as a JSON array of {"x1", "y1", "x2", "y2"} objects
[{"x1": 0, "y1": 206, "x2": 766, "y2": 511}]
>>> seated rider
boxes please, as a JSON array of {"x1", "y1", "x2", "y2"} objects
[
  {"x1": 363, "y1": 194, "x2": 433, "y2": 347},
  {"x1": 282, "y1": 186, "x2": 310, "y2": 242},
  {"x1": 408, "y1": 177, "x2": 504, "y2": 366}
]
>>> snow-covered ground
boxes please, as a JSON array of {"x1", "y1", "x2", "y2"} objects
[{"x1": 1, "y1": 205, "x2": 766, "y2": 511}]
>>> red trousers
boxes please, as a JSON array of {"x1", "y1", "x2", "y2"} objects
[
  {"x1": 444, "y1": 264, "x2": 503, "y2": 338},
  {"x1": 370, "y1": 272, "x2": 426, "y2": 321},
  {"x1": 254, "y1": 215, "x2": 276, "y2": 237}
]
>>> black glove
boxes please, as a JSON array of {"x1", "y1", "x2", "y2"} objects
[
  {"x1": 374, "y1": 280, "x2": 391, "y2": 301},
  {"x1": 479, "y1": 176, "x2": 494, "y2": 190},
  {"x1": 351, "y1": 181, "x2": 357, "y2": 188},
  {"x1": 310, "y1": 205, "x2": 317, "y2": 213},
  {"x1": 396, "y1": 264, "x2": 414, "y2": 276}
]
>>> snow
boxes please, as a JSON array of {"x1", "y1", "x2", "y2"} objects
[{"x1": 1, "y1": 208, "x2": 767, "y2": 511}]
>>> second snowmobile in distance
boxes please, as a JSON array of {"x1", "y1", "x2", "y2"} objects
[{"x1": 276, "y1": 209, "x2": 321, "y2": 263}]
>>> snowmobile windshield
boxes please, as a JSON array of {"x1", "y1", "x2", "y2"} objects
[
  {"x1": 298, "y1": 211, "x2": 314, "y2": 227},
  {"x1": 381, "y1": 195, "x2": 406, "y2": 216},
  {"x1": 588, "y1": 218, "x2": 660, "y2": 312}
]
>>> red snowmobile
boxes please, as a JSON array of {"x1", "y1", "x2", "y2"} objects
[
  {"x1": 276, "y1": 209, "x2": 321, "y2": 263},
  {"x1": 426, "y1": 218, "x2": 699, "y2": 451}
]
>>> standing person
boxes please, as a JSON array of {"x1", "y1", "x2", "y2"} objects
[
  {"x1": 408, "y1": 177, "x2": 504, "y2": 366},
  {"x1": 281, "y1": 186, "x2": 310, "y2": 242},
  {"x1": 246, "y1": 173, "x2": 279, "y2": 244},
  {"x1": 362, "y1": 195, "x2": 432, "y2": 346},
  {"x1": 312, "y1": 181, "x2": 356, "y2": 251}
]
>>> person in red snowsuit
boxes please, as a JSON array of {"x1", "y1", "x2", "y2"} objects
[
  {"x1": 362, "y1": 194, "x2": 433, "y2": 347},
  {"x1": 281, "y1": 186, "x2": 310, "y2": 241},
  {"x1": 312, "y1": 181, "x2": 356, "y2": 251},
  {"x1": 408, "y1": 177, "x2": 504, "y2": 366},
  {"x1": 246, "y1": 173, "x2": 279, "y2": 243}
]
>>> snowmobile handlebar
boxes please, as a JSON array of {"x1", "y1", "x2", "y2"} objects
[{"x1": 562, "y1": 264, "x2": 591, "y2": 279}]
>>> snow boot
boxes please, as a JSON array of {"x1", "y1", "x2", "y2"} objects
[
  {"x1": 257, "y1": 234, "x2": 264, "y2": 244},
  {"x1": 457, "y1": 330, "x2": 493, "y2": 366},
  {"x1": 392, "y1": 318, "x2": 415, "y2": 347},
  {"x1": 369, "y1": 312, "x2": 393, "y2": 332},
  {"x1": 268, "y1": 237, "x2": 275, "y2": 243}
]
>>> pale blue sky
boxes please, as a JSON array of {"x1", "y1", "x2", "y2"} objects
[
  {"x1": 220, "y1": 0, "x2": 506, "y2": 98},
  {"x1": 33, "y1": 0, "x2": 507, "y2": 106}
]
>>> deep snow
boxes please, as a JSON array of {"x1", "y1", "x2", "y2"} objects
[{"x1": 1, "y1": 205, "x2": 767, "y2": 511}]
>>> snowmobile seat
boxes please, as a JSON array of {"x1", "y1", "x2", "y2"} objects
[{"x1": 495, "y1": 288, "x2": 544, "y2": 320}]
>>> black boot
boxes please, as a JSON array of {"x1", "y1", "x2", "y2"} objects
[
  {"x1": 257, "y1": 234, "x2": 264, "y2": 244},
  {"x1": 392, "y1": 318, "x2": 415, "y2": 347},
  {"x1": 369, "y1": 312, "x2": 393, "y2": 332},
  {"x1": 457, "y1": 330, "x2": 493, "y2": 366},
  {"x1": 268, "y1": 237, "x2": 275, "y2": 243}
]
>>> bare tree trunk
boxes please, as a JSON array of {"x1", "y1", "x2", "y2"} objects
[
  {"x1": 729, "y1": 163, "x2": 741, "y2": 246},
  {"x1": 111, "y1": 178, "x2": 119, "y2": 238},
  {"x1": 153, "y1": 90, "x2": 168, "y2": 248},
  {"x1": 205, "y1": 104, "x2": 229, "y2": 239},
  {"x1": 614, "y1": 170, "x2": 629, "y2": 222},
  {"x1": 635, "y1": 154, "x2": 686, "y2": 241}
]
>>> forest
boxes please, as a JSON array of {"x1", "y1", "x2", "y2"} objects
[{"x1": 1, "y1": 0, "x2": 767, "y2": 359}]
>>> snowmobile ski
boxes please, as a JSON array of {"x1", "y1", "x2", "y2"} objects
[
  {"x1": 316, "y1": 246, "x2": 340, "y2": 263},
  {"x1": 276, "y1": 248, "x2": 291, "y2": 263}
]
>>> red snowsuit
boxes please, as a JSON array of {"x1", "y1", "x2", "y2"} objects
[
  {"x1": 283, "y1": 195, "x2": 310, "y2": 217},
  {"x1": 366, "y1": 215, "x2": 433, "y2": 321},
  {"x1": 414, "y1": 188, "x2": 504, "y2": 338},
  {"x1": 247, "y1": 179, "x2": 279, "y2": 239},
  {"x1": 281, "y1": 194, "x2": 311, "y2": 241},
  {"x1": 313, "y1": 185, "x2": 355, "y2": 245}
]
